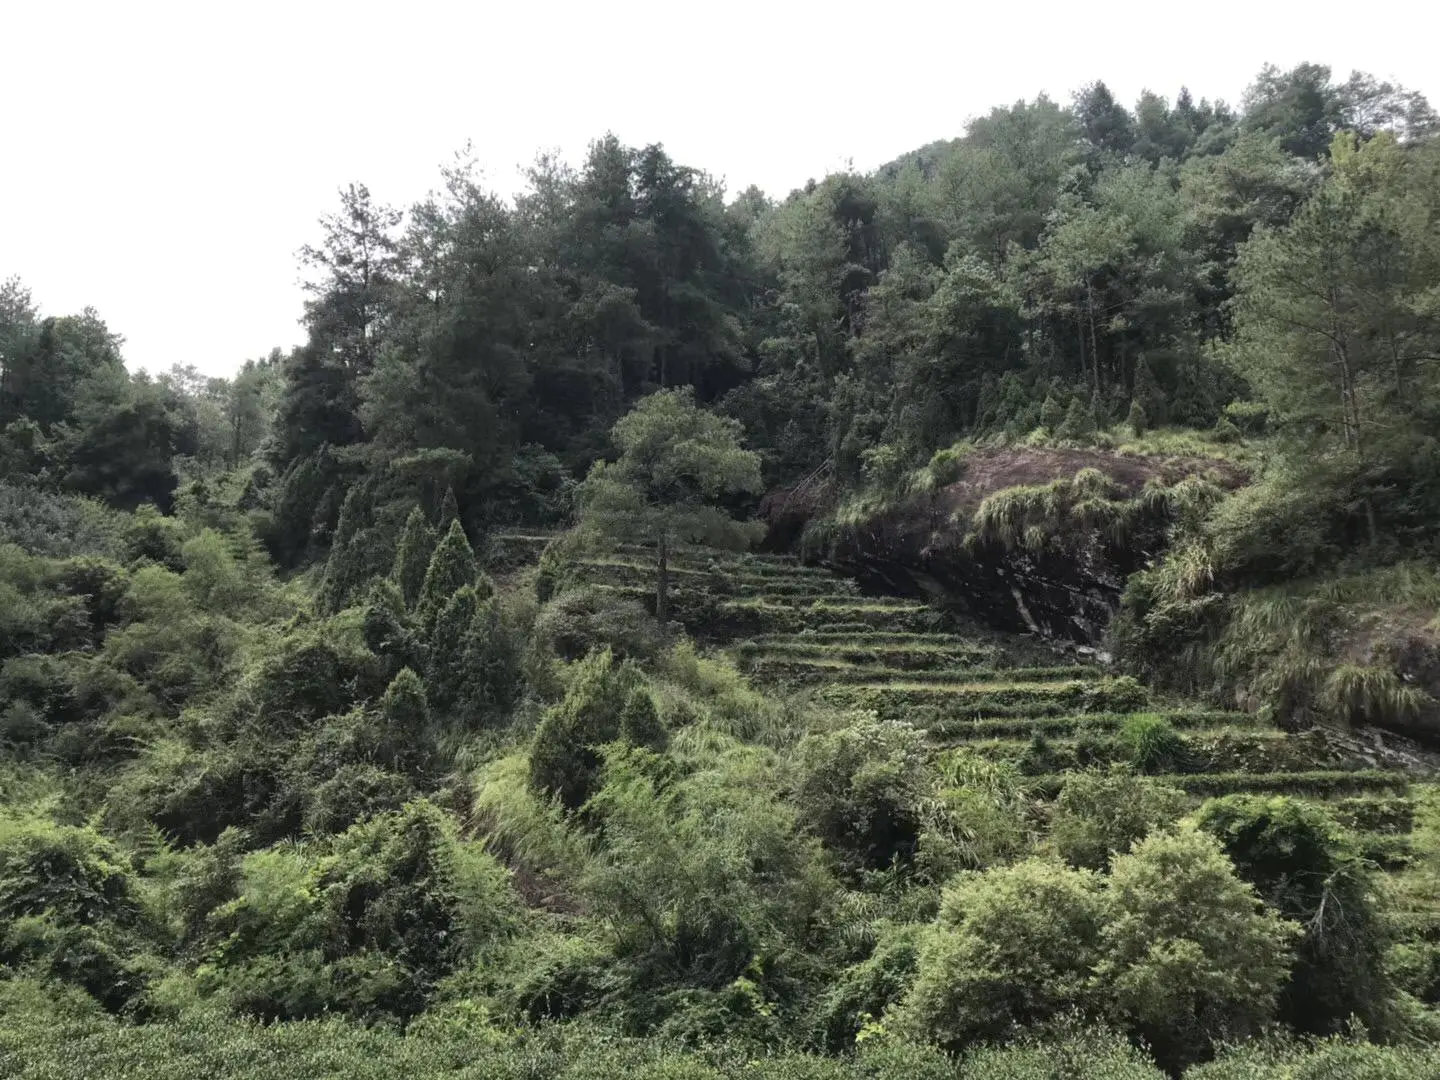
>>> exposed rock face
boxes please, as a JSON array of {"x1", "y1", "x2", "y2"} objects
[{"x1": 765, "y1": 448, "x2": 1246, "y2": 646}]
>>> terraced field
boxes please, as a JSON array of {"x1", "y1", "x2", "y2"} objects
[{"x1": 501, "y1": 533, "x2": 1434, "y2": 898}]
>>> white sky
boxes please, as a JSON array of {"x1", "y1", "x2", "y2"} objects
[{"x1": 3, "y1": 0, "x2": 1437, "y2": 377}]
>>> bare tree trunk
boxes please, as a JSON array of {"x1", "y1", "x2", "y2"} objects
[
  {"x1": 656, "y1": 534, "x2": 670, "y2": 625},
  {"x1": 1086, "y1": 280, "x2": 1102, "y2": 397}
]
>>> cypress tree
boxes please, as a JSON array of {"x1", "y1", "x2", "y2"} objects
[
  {"x1": 417, "y1": 520, "x2": 476, "y2": 627},
  {"x1": 1127, "y1": 397, "x2": 1148, "y2": 436},
  {"x1": 1057, "y1": 397, "x2": 1097, "y2": 443},
  {"x1": 1040, "y1": 392, "x2": 1065, "y2": 432},
  {"x1": 318, "y1": 484, "x2": 376, "y2": 613},
  {"x1": 379, "y1": 667, "x2": 431, "y2": 735},
  {"x1": 426, "y1": 585, "x2": 479, "y2": 709},
  {"x1": 461, "y1": 599, "x2": 522, "y2": 721},
  {"x1": 391, "y1": 506, "x2": 437, "y2": 609}
]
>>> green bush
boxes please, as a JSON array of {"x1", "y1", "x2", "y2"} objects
[
  {"x1": 529, "y1": 650, "x2": 644, "y2": 811},
  {"x1": 1191, "y1": 1035, "x2": 1440, "y2": 1079},
  {"x1": 958, "y1": 1026, "x2": 1164, "y2": 1080},
  {"x1": 202, "y1": 800, "x2": 518, "y2": 1022},
  {"x1": 1099, "y1": 828, "x2": 1299, "y2": 1071},
  {"x1": 898, "y1": 859, "x2": 1108, "y2": 1049},
  {"x1": 1195, "y1": 794, "x2": 1392, "y2": 1034},
  {"x1": 1118, "y1": 713, "x2": 1189, "y2": 773},
  {"x1": 792, "y1": 716, "x2": 934, "y2": 871},
  {"x1": 0, "y1": 814, "x2": 149, "y2": 1011},
  {"x1": 1049, "y1": 769, "x2": 1186, "y2": 870},
  {"x1": 536, "y1": 584, "x2": 666, "y2": 664},
  {"x1": 810, "y1": 922, "x2": 922, "y2": 1049}
]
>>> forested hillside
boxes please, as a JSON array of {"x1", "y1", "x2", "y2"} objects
[{"x1": 5, "y1": 62, "x2": 1440, "y2": 1078}]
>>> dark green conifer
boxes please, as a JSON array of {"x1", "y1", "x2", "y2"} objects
[
  {"x1": 417, "y1": 520, "x2": 476, "y2": 627},
  {"x1": 391, "y1": 505, "x2": 437, "y2": 609}
]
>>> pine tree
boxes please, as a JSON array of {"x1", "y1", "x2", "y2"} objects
[
  {"x1": 1056, "y1": 397, "x2": 1096, "y2": 443},
  {"x1": 379, "y1": 667, "x2": 431, "y2": 735},
  {"x1": 426, "y1": 585, "x2": 479, "y2": 710},
  {"x1": 1127, "y1": 398, "x2": 1148, "y2": 436},
  {"x1": 417, "y1": 520, "x2": 476, "y2": 627},
  {"x1": 391, "y1": 506, "x2": 437, "y2": 609},
  {"x1": 576, "y1": 389, "x2": 763, "y2": 623},
  {"x1": 1040, "y1": 392, "x2": 1065, "y2": 432}
]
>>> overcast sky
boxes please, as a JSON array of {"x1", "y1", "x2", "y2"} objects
[{"x1": 3, "y1": 0, "x2": 1437, "y2": 377}]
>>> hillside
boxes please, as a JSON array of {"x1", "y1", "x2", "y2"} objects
[{"x1": 5, "y1": 60, "x2": 1440, "y2": 1079}]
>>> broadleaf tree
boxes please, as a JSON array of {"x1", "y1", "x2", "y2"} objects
[{"x1": 577, "y1": 387, "x2": 763, "y2": 623}]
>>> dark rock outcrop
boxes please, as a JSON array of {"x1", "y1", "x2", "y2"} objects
[{"x1": 766, "y1": 448, "x2": 1246, "y2": 646}]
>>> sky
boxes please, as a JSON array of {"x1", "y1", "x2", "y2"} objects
[{"x1": 3, "y1": 0, "x2": 1438, "y2": 377}]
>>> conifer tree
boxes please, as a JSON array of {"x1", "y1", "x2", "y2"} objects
[
  {"x1": 460, "y1": 598, "x2": 522, "y2": 721},
  {"x1": 318, "y1": 484, "x2": 378, "y2": 613},
  {"x1": 1057, "y1": 397, "x2": 1097, "y2": 443},
  {"x1": 426, "y1": 584, "x2": 479, "y2": 709},
  {"x1": 379, "y1": 667, "x2": 431, "y2": 735},
  {"x1": 391, "y1": 506, "x2": 437, "y2": 609},
  {"x1": 1040, "y1": 393, "x2": 1065, "y2": 432},
  {"x1": 417, "y1": 520, "x2": 476, "y2": 627},
  {"x1": 1127, "y1": 398, "x2": 1148, "y2": 435}
]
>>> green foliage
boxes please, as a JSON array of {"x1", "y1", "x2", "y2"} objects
[
  {"x1": 1118, "y1": 713, "x2": 1189, "y2": 773},
  {"x1": 202, "y1": 800, "x2": 518, "y2": 1021},
  {"x1": 959, "y1": 1026, "x2": 1165, "y2": 1080},
  {"x1": 528, "y1": 650, "x2": 644, "y2": 811},
  {"x1": 792, "y1": 716, "x2": 934, "y2": 871},
  {"x1": 536, "y1": 583, "x2": 666, "y2": 664},
  {"x1": 417, "y1": 521, "x2": 478, "y2": 629},
  {"x1": 1100, "y1": 828, "x2": 1299, "y2": 1071},
  {"x1": 0, "y1": 814, "x2": 149, "y2": 1011},
  {"x1": 1195, "y1": 794, "x2": 1392, "y2": 1034},
  {"x1": 1189, "y1": 1035, "x2": 1440, "y2": 1079},
  {"x1": 577, "y1": 388, "x2": 764, "y2": 622},
  {"x1": 1049, "y1": 769, "x2": 1186, "y2": 870},
  {"x1": 899, "y1": 859, "x2": 1108, "y2": 1049},
  {"x1": 392, "y1": 506, "x2": 437, "y2": 609},
  {"x1": 811, "y1": 922, "x2": 922, "y2": 1050},
  {"x1": 967, "y1": 469, "x2": 1148, "y2": 554}
]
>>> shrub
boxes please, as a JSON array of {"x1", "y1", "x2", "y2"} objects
[
  {"x1": 203, "y1": 800, "x2": 518, "y2": 1022},
  {"x1": 811, "y1": 922, "x2": 922, "y2": 1050},
  {"x1": 959, "y1": 1025, "x2": 1164, "y2": 1080},
  {"x1": 536, "y1": 584, "x2": 666, "y2": 664},
  {"x1": 926, "y1": 446, "x2": 967, "y2": 488},
  {"x1": 898, "y1": 859, "x2": 1108, "y2": 1050},
  {"x1": 1195, "y1": 794, "x2": 1391, "y2": 1034},
  {"x1": 1191, "y1": 1035, "x2": 1440, "y2": 1080},
  {"x1": 1049, "y1": 769, "x2": 1186, "y2": 870},
  {"x1": 0, "y1": 815, "x2": 148, "y2": 1012},
  {"x1": 1099, "y1": 828, "x2": 1299, "y2": 1072},
  {"x1": 792, "y1": 716, "x2": 933, "y2": 871},
  {"x1": 528, "y1": 650, "x2": 644, "y2": 811},
  {"x1": 1118, "y1": 713, "x2": 1188, "y2": 773}
]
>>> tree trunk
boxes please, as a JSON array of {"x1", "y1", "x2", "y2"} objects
[
  {"x1": 1086, "y1": 280, "x2": 1102, "y2": 397},
  {"x1": 656, "y1": 534, "x2": 670, "y2": 625}
]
